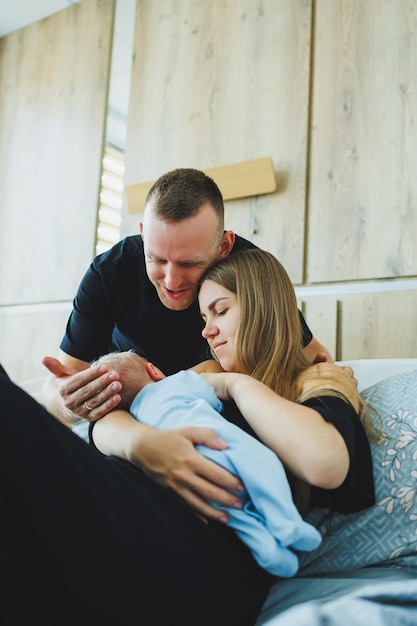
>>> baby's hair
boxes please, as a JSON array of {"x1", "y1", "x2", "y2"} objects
[{"x1": 90, "y1": 350, "x2": 150, "y2": 410}]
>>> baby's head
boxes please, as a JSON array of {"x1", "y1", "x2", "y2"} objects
[{"x1": 91, "y1": 350, "x2": 165, "y2": 410}]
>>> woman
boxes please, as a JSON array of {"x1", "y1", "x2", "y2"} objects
[
  {"x1": 197, "y1": 248, "x2": 378, "y2": 516},
  {"x1": 88, "y1": 350, "x2": 322, "y2": 577},
  {"x1": 0, "y1": 250, "x2": 376, "y2": 625}
]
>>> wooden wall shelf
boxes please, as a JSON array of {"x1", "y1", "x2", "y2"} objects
[{"x1": 125, "y1": 157, "x2": 277, "y2": 214}]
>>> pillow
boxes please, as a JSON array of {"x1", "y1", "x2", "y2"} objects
[{"x1": 297, "y1": 368, "x2": 417, "y2": 576}]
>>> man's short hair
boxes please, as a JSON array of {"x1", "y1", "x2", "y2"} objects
[{"x1": 145, "y1": 168, "x2": 224, "y2": 224}]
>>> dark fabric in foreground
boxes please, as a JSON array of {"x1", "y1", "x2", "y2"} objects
[{"x1": 0, "y1": 371, "x2": 272, "y2": 625}]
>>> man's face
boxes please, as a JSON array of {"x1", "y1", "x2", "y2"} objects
[{"x1": 140, "y1": 202, "x2": 234, "y2": 311}]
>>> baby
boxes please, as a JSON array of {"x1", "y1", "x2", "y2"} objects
[{"x1": 91, "y1": 350, "x2": 321, "y2": 576}]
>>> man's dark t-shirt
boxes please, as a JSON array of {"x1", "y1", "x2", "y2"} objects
[{"x1": 61, "y1": 235, "x2": 312, "y2": 375}]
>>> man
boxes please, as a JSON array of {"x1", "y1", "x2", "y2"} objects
[{"x1": 42, "y1": 167, "x2": 332, "y2": 522}]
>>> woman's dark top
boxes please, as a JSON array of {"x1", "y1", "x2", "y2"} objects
[{"x1": 220, "y1": 394, "x2": 375, "y2": 515}]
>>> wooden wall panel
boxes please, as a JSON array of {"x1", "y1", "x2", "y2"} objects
[
  {"x1": 123, "y1": 0, "x2": 312, "y2": 284},
  {"x1": 0, "y1": 304, "x2": 73, "y2": 397},
  {"x1": 0, "y1": 0, "x2": 114, "y2": 395},
  {"x1": 298, "y1": 295, "x2": 338, "y2": 358},
  {"x1": 340, "y1": 290, "x2": 417, "y2": 359},
  {"x1": 307, "y1": 0, "x2": 417, "y2": 282},
  {"x1": 298, "y1": 287, "x2": 417, "y2": 361},
  {"x1": 0, "y1": 0, "x2": 115, "y2": 305}
]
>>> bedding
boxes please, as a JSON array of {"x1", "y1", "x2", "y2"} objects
[
  {"x1": 256, "y1": 359, "x2": 417, "y2": 625},
  {"x1": 72, "y1": 358, "x2": 417, "y2": 623},
  {"x1": 260, "y1": 578, "x2": 417, "y2": 625},
  {"x1": 337, "y1": 358, "x2": 417, "y2": 391},
  {"x1": 298, "y1": 365, "x2": 417, "y2": 574}
]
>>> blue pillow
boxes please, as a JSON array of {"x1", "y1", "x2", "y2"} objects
[{"x1": 297, "y1": 368, "x2": 417, "y2": 575}]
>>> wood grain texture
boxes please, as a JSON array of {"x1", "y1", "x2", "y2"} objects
[
  {"x1": 125, "y1": 157, "x2": 277, "y2": 213},
  {"x1": 298, "y1": 287, "x2": 417, "y2": 360},
  {"x1": 307, "y1": 0, "x2": 417, "y2": 282},
  {"x1": 0, "y1": 304, "x2": 73, "y2": 393},
  {"x1": 0, "y1": 0, "x2": 114, "y2": 304},
  {"x1": 298, "y1": 296, "x2": 338, "y2": 359},
  {"x1": 340, "y1": 290, "x2": 417, "y2": 359},
  {"x1": 123, "y1": 0, "x2": 312, "y2": 283}
]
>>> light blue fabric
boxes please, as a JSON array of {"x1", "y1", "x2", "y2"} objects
[
  {"x1": 297, "y1": 368, "x2": 417, "y2": 575},
  {"x1": 130, "y1": 370, "x2": 321, "y2": 577}
]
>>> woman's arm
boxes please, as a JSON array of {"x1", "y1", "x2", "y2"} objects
[
  {"x1": 91, "y1": 410, "x2": 245, "y2": 522},
  {"x1": 190, "y1": 359, "x2": 224, "y2": 374},
  {"x1": 201, "y1": 372, "x2": 350, "y2": 489}
]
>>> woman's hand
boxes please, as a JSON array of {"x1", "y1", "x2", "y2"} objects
[
  {"x1": 199, "y1": 372, "x2": 238, "y2": 401},
  {"x1": 92, "y1": 411, "x2": 245, "y2": 523}
]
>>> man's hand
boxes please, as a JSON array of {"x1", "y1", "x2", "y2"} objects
[
  {"x1": 340, "y1": 364, "x2": 358, "y2": 388},
  {"x1": 42, "y1": 356, "x2": 123, "y2": 422},
  {"x1": 312, "y1": 351, "x2": 358, "y2": 388},
  {"x1": 312, "y1": 351, "x2": 331, "y2": 364}
]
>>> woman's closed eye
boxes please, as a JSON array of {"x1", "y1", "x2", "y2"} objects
[{"x1": 201, "y1": 307, "x2": 228, "y2": 323}]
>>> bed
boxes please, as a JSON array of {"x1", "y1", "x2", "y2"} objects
[
  {"x1": 256, "y1": 358, "x2": 417, "y2": 625},
  {"x1": 71, "y1": 358, "x2": 417, "y2": 623}
]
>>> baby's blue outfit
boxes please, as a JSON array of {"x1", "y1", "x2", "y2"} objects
[{"x1": 130, "y1": 370, "x2": 321, "y2": 576}]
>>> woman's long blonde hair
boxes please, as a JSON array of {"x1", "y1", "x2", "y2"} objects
[
  {"x1": 199, "y1": 248, "x2": 378, "y2": 513},
  {"x1": 200, "y1": 248, "x2": 311, "y2": 398}
]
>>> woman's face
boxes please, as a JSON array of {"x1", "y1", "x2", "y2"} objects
[{"x1": 198, "y1": 279, "x2": 240, "y2": 372}]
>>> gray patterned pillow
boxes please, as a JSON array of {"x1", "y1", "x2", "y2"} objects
[{"x1": 297, "y1": 368, "x2": 417, "y2": 575}]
